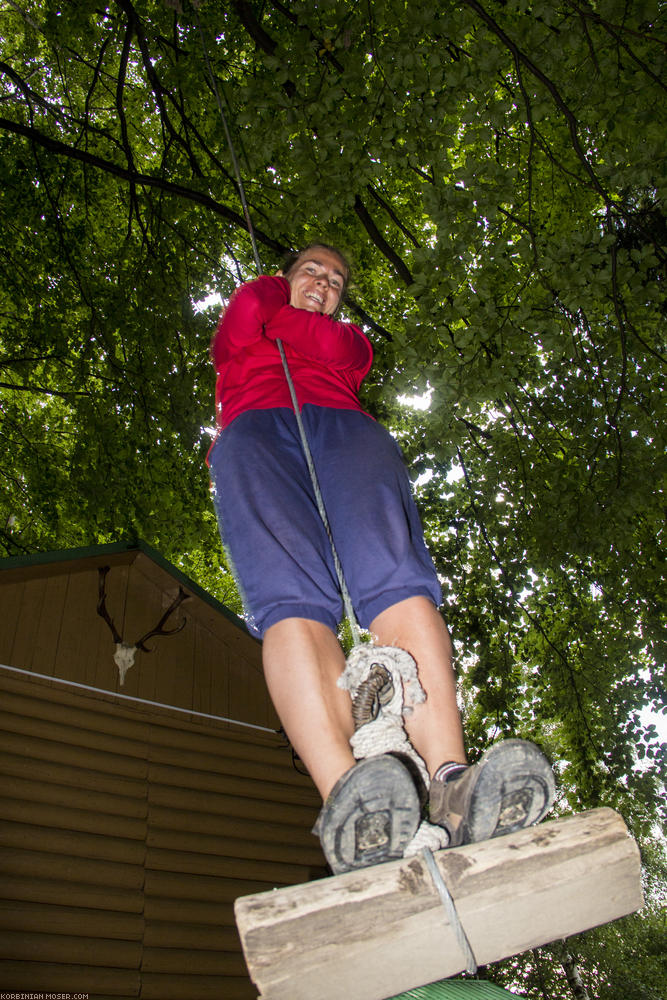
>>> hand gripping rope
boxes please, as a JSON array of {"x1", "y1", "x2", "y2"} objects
[{"x1": 194, "y1": 7, "x2": 453, "y2": 865}]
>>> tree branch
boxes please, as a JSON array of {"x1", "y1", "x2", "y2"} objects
[
  {"x1": 344, "y1": 299, "x2": 392, "y2": 341},
  {"x1": 113, "y1": 0, "x2": 204, "y2": 177},
  {"x1": 366, "y1": 183, "x2": 421, "y2": 249},
  {"x1": 463, "y1": 0, "x2": 612, "y2": 206},
  {"x1": 268, "y1": 0, "x2": 346, "y2": 73},
  {"x1": 0, "y1": 115, "x2": 285, "y2": 254},
  {"x1": 354, "y1": 194, "x2": 414, "y2": 285},
  {"x1": 230, "y1": 0, "x2": 296, "y2": 97},
  {"x1": 0, "y1": 380, "x2": 89, "y2": 398}
]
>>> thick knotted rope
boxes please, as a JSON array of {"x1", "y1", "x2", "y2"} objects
[{"x1": 339, "y1": 644, "x2": 449, "y2": 855}]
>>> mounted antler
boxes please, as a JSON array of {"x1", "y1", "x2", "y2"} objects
[
  {"x1": 97, "y1": 566, "x2": 190, "y2": 685},
  {"x1": 97, "y1": 567, "x2": 123, "y2": 645},
  {"x1": 134, "y1": 586, "x2": 190, "y2": 651}
]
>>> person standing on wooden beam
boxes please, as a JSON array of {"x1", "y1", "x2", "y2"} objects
[{"x1": 208, "y1": 243, "x2": 555, "y2": 874}]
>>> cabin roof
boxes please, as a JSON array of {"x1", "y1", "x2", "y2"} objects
[{"x1": 0, "y1": 537, "x2": 254, "y2": 641}]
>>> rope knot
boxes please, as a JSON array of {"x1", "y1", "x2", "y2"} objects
[
  {"x1": 339, "y1": 644, "x2": 426, "y2": 717},
  {"x1": 339, "y1": 643, "x2": 449, "y2": 856}
]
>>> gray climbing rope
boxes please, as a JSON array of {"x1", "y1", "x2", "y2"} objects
[
  {"x1": 194, "y1": 4, "x2": 448, "y2": 866},
  {"x1": 422, "y1": 845, "x2": 478, "y2": 975}
]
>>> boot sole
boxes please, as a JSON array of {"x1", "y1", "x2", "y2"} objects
[
  {"x1": 315, "y1": 756, "x2": 420, "y2": 874},
  {"x1": 430, "y1": 739, "x2": 555, "y2": 846},
  {"x1": 462, "y1": 739, "x2": 555, "y2": 843}
]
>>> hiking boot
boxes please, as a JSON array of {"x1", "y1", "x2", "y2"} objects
[
  {"x1": 313, "y1": 755, "x2": 420, "y2": 874},
  {"x1": 429, "y1": 739, "x2": 555, "y2": 847}
]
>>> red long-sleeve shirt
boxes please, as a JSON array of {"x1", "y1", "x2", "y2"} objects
[{"x1": 210, "y1": 275, "x2": 374, "y2": 430}]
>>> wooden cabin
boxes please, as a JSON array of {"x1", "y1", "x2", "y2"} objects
[
  {"x1": 0, "y1": 540, "x2": 327, "y2": 999},
  {"x1": 0, "y1": 543, "x2": 643, "y2": 1000}
]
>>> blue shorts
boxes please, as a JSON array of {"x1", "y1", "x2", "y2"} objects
[{"x1": 209, "y1": 406, "x2": 442, "y2": 637}]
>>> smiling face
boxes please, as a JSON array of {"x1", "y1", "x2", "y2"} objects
[{"x1": 282, "y1": 247, "x2": 348, "y2": 315}]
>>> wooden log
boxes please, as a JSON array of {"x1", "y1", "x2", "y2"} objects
[{"x1": 235, "y1": 808, "x2": 643, "y2": 1000}]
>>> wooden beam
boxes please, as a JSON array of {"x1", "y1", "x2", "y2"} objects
[{"x1": 235, "y1": 808, "x2": 643, "y2": 1000}]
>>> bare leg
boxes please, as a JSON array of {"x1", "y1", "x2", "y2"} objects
[
  {"x1": 262, "y1": 617, "x2": 356, "y2": 799},
  {"x1": 370, "y1": 595, "x2": 467, "y2": 776}
]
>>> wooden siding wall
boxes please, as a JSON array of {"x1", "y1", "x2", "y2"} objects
[
  {"x1": 0, "y1": 550, "x2": 277, "y2": 730},
  {"x1": 0, "y1": 668, "x2": 327, "y2": 1000}
]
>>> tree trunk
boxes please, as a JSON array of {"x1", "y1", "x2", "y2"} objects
[
  {"x1": 532, "y1": 947, "x2": 550, "y2": 1000},
  {"x1": 561, "y1": 946, "x2": 591, "y2": 1000}
]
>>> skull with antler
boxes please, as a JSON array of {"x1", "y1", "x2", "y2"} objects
[{"x1": 97, "y1": 566, "x2": 190, "y2": 685}]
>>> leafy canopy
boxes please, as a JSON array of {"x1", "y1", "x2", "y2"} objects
[{"x1": 0, "y1": 0, "x2": 665, "y2": 891}]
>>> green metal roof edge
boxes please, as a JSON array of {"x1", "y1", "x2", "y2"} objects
[
  {"x1": 0, "y1": 538, "x2": 137, "y2": 572},
  {"x1": 0, "y1": 539, "x2": 258, "y2": 643},
  {"x1": 388, "y1": 980, "x2": 523, "y2": 1000}
]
